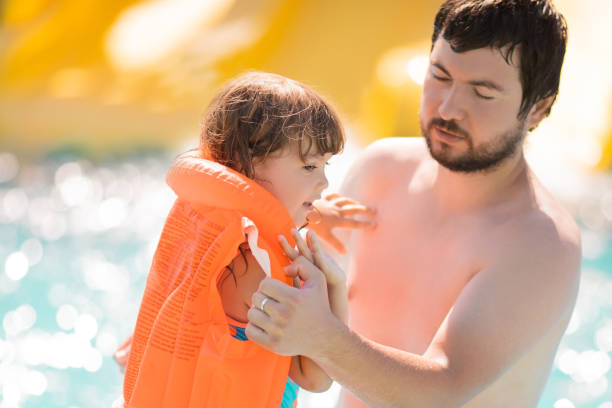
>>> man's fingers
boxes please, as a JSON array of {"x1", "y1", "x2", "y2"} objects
[
  {"x1": 259, "y1": 277, "x2": 299, "y2": 304},
  {"x1": 251, "y1": 291, "x2": 286, "y2": 321},
  {"x1": 245, "y1": 312, "x2": 276, "y2": 349},
  {"x1": 245, "y1": 321, "x2": 290, "y2": 355},
  {"x1": 248, "y1": 303, "x2": 268, "y2": 324},
  {"x1": 278, "y1": 234, "x2": 299, "y2": 260},
  {"x1": 245, "y1": 321, "x2": 268, "y2": 344}
]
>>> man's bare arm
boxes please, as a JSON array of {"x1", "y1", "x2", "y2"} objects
[{"x1": 247, "y1": 220, "x2": 581, "y2": 407}]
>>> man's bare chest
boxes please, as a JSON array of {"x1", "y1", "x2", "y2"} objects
[{"x1": 347, "y1": 187, "x2": 487, "y2": 330}]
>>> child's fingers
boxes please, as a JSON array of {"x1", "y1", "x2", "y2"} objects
[
  {"x1": 291, "y1": 229, "x2": 313, "y2": 262},
  {"x1": 308, "y1": 231, "x2": 336, "y2": 276},
  {"x1": 283, "y1": 265, "x2": 305, "y2": 289},
  {"x1": 324, "y1": 192, "x2": 341, "y2": 200},
  {"x1": 333, "y1": 198, "x2": 358, "y2": 206},
  {"x1": 283, "y1": 263, "x2": 299, "y2": 277},
  {"x1": 307, "y1": 231, "x2": 326, "y2": 266},
  {"x1": 339, "y1": 218, "x2": 377, "y2": 229},
  {"x1": 339, "y1": 204, "x2": 377, "y2": 215},
  {"x1": 278, "y1": 235, "x2": 299, "y2": 260},
  {"x1": 307, "y1": 231, "x2": 345, "y2": 286}
]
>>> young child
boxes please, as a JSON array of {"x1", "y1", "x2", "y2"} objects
[{"x1": 116, "y1": 72, "x2": 348, "y2": 408}]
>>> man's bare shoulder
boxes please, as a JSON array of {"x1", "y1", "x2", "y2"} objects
[
  {"x1": 360, "y1": 137, "x2": 428, "y2": 168},
  {"x1": 341, "y1": 137, "x2": 428, "y2": 198},
  {"x1": 492, "y1": 191, "x2": 582, "y2": 284}
]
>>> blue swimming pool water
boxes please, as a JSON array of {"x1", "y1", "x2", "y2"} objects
[{"x1": 0, "y1": 152, "x2": 610, "y2": 408}]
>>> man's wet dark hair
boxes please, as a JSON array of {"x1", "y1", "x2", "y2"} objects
[{"x1": 432, "y1": 0, "x2": 568, "y2": 119}]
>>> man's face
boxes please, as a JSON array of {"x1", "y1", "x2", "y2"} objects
[{"x1": 420, "y1": 38, "x2": 528, "y2": 173}]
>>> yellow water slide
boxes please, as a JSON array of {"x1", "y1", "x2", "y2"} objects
[{"x1": 0, "y1": 0, "x2": 437, "y2": 155}]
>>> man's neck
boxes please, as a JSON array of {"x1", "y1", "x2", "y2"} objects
[{"x1": 430, "y1": 150, "x2": 530, "y2": 215}]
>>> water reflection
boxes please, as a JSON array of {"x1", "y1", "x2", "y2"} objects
[
  {"x1": 0, "y1": 150, "x2": 611, "y2": 407},
  {"x1": 0, "y1": 150, "x2": 175, "y2": 407}
]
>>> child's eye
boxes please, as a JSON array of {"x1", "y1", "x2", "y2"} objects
[{"x1": 303, "y1": 165, "x2": 317, "y2": 171}]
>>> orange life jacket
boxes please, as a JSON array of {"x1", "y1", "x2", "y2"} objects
[{"x1": 122, "y1": 149, "x2": 296, "y2": 408}]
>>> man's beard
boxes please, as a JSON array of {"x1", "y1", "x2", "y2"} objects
[{"x1": 421, "y1": 117, "x2": 526, "y2": 173}]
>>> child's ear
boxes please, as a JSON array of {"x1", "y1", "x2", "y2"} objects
[{"x1": 526, "y1": 96, "x2": 554, "y2": 132}]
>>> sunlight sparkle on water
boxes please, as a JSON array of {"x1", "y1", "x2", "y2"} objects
[
  {"x1": 20, "y1": 238, "x2": 43, "y2": 266},
  {"x1": 2, "y1": 189, "x2": 28, "y2": 222},
  {"x1": 4, "y1": 252, "x2": 29, "y2": 281},
  {"x1": 56, "y1": 305, "x2": 78, "y2": 331}
]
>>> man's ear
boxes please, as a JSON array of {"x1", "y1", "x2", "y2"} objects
[{"x1": 526, "y1": 96, "x2": 555, "y2": 131}]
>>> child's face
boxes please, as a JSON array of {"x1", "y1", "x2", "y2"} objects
[{"x1": 253, "y1": 147, "x2": 331, "y2": 225}]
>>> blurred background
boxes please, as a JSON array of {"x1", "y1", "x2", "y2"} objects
[{"x1": 1, "y1": 0, "x2": 611, "y2": 407}]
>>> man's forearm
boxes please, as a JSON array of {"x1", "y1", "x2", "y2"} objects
[{"x1": 312, "y1": 318, "x2": 462, "y2": 408}]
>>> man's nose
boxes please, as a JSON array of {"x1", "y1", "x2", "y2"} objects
[{"x1": 438, "y1": 86, "x2": 466, "y2": 122}]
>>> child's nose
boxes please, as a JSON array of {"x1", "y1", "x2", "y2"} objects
[{"x1": 317, "y1": 173, "x2": 329, "y2": 192}]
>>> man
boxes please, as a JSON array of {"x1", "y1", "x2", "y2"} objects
[{"x1": 246, "y1": 0, "x2": 582, "y2": 406}]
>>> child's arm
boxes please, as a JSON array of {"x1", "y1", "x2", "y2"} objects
[
  {"x1": 289, "y1": 355, "x2": 333, "y2": 392},
  {"x1": 281, "y1": 230, "x2": 350, "y2": 392},
  {"x1": 287, "y1": 276, "x2": 348, "y2": 392}
]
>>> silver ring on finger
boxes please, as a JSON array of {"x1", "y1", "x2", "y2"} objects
[{"x1": 259, "y1": 296, "x2": 270, "y2": 314}]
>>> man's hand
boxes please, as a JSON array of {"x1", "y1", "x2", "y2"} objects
[
  {"x1": 307, "y1": 193, "x2": 376, "y2": 253},
  {"x1": 245, "y1": 256, "x2": 339, "y2": 358}
]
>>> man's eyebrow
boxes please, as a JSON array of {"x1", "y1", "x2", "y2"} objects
[
  {"x1": 431, "y1": 62, "x2": 451, "y2": 76},
  {"x1": 431, "y1": 61, "x2": 505, "y2": 92}
]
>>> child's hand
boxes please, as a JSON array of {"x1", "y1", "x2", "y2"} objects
[
  {"x1": 307, "y1": 193, "x2": 376, "y2": 253},
  {"x1": 114, "y1": 334, "x2": 133, "y2": 373},
  {"x1": 279, "y1": 229, "x2": 346, "y2": 288}
]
